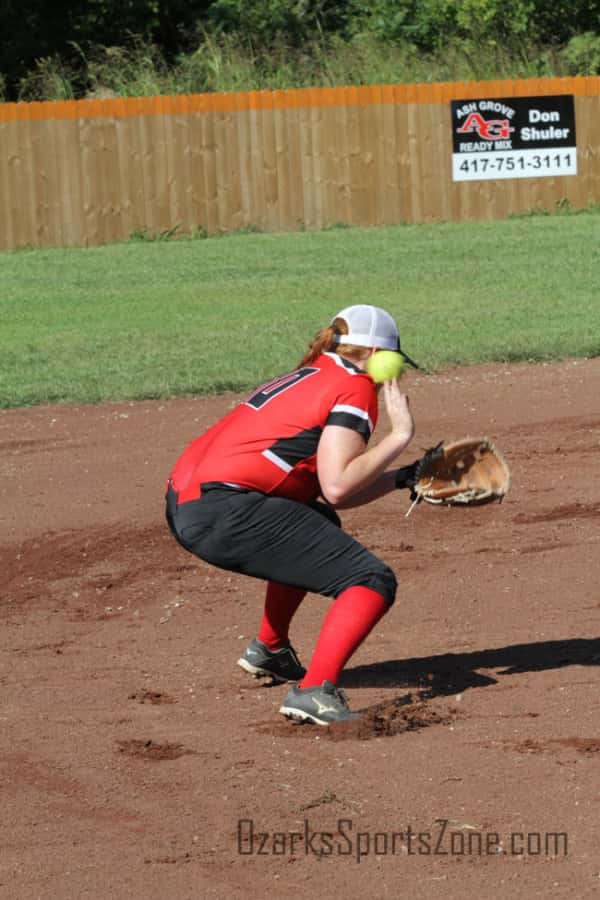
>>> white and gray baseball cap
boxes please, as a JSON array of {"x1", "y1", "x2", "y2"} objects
[{"x1": 332, "y1": 304, "x2": 420, "y2": 369}]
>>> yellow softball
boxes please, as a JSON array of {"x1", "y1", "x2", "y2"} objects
[{"x1": 365, "y1": 350, "x2": 405, "y2": 383}]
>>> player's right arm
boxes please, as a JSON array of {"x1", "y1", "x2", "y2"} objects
[{"x1": 317, "y1": 380, "x2": 414, "y2": 507}]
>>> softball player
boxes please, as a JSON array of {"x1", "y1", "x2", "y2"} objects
[{"x1": 165, "y1": 305, "x2": 419, "y2": 725}]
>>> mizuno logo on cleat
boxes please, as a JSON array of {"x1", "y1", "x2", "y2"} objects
[{"x1": 311, "y1": 698, "x2": 339, "y2": 715}]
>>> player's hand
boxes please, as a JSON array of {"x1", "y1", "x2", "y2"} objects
[{"x1": 383, "y1": 380, "x2": 414, "y2": 440}]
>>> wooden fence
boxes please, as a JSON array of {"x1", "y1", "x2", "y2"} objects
[{"x1": 0, "y1": 76, "x2": 599, "y2": 250}]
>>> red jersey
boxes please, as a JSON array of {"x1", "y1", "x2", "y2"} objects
[{"x1": 170, "y1": 352, "x2": 378, "y2": 504}]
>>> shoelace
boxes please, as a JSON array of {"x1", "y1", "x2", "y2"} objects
[{"x1": 329, "y1": 686, "x2": 350, "y2": 709}]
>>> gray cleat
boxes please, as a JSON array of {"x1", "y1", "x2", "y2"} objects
[
  {"x1": 279, "y1": 680, "x2": 360, "y2": 726},
  {"x1": 237, "y1": 638, "x2": 306, "y2": 683}
]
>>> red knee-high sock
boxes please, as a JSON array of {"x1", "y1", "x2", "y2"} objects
[
  {"x1": 299, "y1": 586, "x2": 389, "y2": 688},
  {"x1": 257, "y1": 582, "x2": 306, "y2": 650}
]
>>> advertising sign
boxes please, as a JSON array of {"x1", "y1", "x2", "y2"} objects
[{"x1": 451, "y1": 95, "x2": 577, "y2": 181}]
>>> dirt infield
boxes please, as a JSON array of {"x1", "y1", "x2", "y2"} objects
[{"x1": 1, "y1": 359, "x2": 599, "y2": 900}]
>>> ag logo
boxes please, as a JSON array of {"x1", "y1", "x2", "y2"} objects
[{"x1": 457, "y1": 113, "x2": 515, "y2": 141}]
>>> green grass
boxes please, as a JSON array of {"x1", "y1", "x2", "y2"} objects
[{"x1": 1, "y1": 211, "x2": 600, "y2": 408}]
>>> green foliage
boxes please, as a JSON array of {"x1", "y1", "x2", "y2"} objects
[
  {"x1": 86, "y1": 42, "x2": 175, "y2": 98},
  {"x1": 1, "y1": 0, "x2": 599, "y2": 100},
  {"x1": 6, "y1": 29, "x2": 587, "y2": 101},
  {"x1": 1, "y1": 0, "x2": 161, "y2": 99},
  {"x1": 454, "y1": 0, "x2": 534, "y2": 41},
  {"x1": 372, "y1": 0, "x2": 600, "y2": 49},
  {"x1": 358, "y1": 0, "x2": 458, "y2": 51},
  {"x1": 175, "y1": 32, "x2": 271, "y2": 93},
  {"x1": 18, "y1": 54, "x2": 78, "y2": 101},
  {"x1": 207, "y1": 0, "x2": 358, "y2": 46},
  {"x1": 529, "y1": 0, "x2": 600, "y2": 45},
  {"x1": 560, "y1": 31, "x2": 600, "y2": 74}
]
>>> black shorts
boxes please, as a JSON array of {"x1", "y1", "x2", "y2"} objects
[{"x1": 165, "y1": 482, "x2": 397, "y2": 606}]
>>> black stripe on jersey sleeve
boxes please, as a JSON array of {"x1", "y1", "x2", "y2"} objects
[
  {"x1": 325, "y1": 410, "x2": 372, "y2": 438},
  {"x1": 266, "y1": 426, "x2": 323, "y2": 467},
  {"x1": 323, "y1": 352, "x2": 363, "y2": 375}
]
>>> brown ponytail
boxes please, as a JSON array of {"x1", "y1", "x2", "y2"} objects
[{"x1": 298, "y1": 317, "x2": 367, "y2": 367}]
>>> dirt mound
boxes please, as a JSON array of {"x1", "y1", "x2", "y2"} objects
[
  {"x1": 255, "y1": 693, "x2": 455, "y2": 740},
  {"x1": 329, "y1": 693, "x2": 456, "y2": 740}
]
